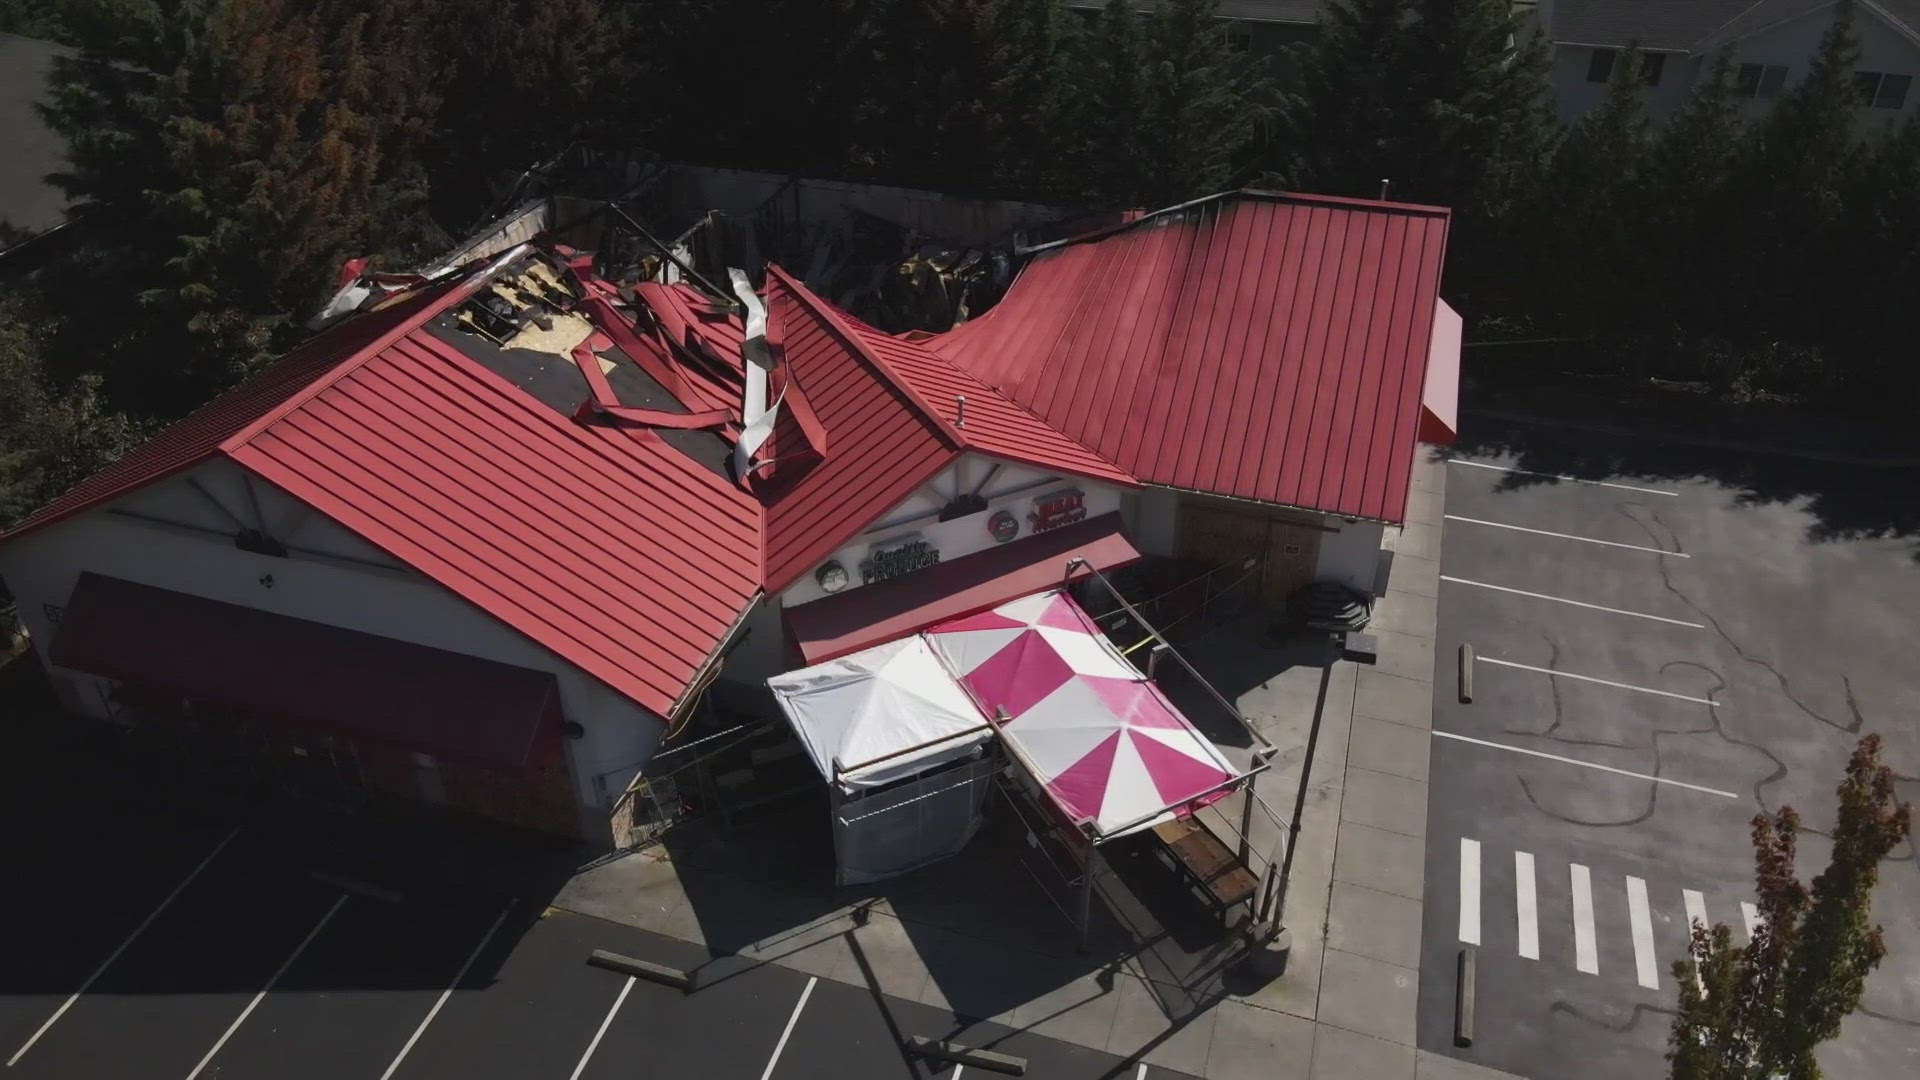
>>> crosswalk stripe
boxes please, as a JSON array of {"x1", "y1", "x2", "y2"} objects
[
  {"x1": 1570, "y1": 863, "x2": 1598, "y2": 974},
  {"x1": 1626, "y1": 876, "x2": 1659, "y2": 989},
  {"x1": 1459, "y1": 838, "x2": 1482, "y2": 945},
  {"x1": 1741, "y1": 902, "x2": 1761, "y2": 940},
  {"x1": 1682, "y1": 889, "x2": 1708, "y2": 935},
  {"x1": 1514, "y1": 850, "x2": 1539, "y2": 960},
  {"x1": 1682, "y1": 889, "x2": 1708, "y2": 993}
]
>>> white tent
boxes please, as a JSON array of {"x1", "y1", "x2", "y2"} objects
[
  {"x1": 769, "y1": 637, "x2": 997, "y2": 885},
  {"x1": 769, "y1": 636, "x2": 992, "y2": 790}
]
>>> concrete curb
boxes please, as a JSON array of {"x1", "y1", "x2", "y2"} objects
[{"x1": 587, "y1": 949, "x2": 695, "y2": 992}]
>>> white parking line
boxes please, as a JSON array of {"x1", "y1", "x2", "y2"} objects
[
  {"x1": 187, "y1": 892, "x2": 349, "y2": 1080},
  {"x1": 1515, "y1": 851, "x2": 1540, "y2": 960},
  {"x1": 8, "y1": 826, "x2": 240, "y2": 1067},
  {"x1": 1626, "y1": 876, "x2": 1659, "y2": 989},
  {"x1": 1447, "y1": 458, "x2": 1679, "y2": 496},
  {"x1": 1571, "y1": 864, "x2": 1598, "y2": 974},
  {"x1": 1432, "y1": 730, "x2": 1740, "y2": 798},
  {"x1": 1459, "y1": 838, "x2": 1482, "y2": 945},
  {"x1": 379, "y1": 901, "x2": 515, "y2": 1080},
  {"x1": 1478, "y1": 656, "x2": 1719, "y2": 705},
  {"x1": 760, "y1": 976, "x2": 818, "y2": 1080},
  {"x1": 1444, "y1": 515, "x2": 1689, "y2": 557},
  {"x1": 569, "y1": 975, "x2": 636, "y2": 1080},
  {"x1": 1440, "y1": 575, "x2": 1706, "y2": 628}
]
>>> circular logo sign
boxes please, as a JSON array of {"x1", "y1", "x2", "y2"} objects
[{"x1": 988, "y1": 510, "x2": 1019, "y2": 543}]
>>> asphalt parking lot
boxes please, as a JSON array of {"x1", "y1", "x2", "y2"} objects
[
  {"x1": 0, "y1": 783, "x2": 1200, "y2": 1080},
  {"x1": 1414, "y1": 420, "x2": 1920, "y2": 1079}
]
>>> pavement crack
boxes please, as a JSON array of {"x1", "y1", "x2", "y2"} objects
[
  {"x1": 1519, "y1": 774, "x2": 1656, "y2": 827},
  {"x1": 1548, "y1": 999, "x2": 1676, "y2": 1033},
  {"x1": 1650, "y1": 546, "x2": 1861, "y2": 736},
  {"x1": 1858, "y1": 1005, "x2": 1920, "y2": 1030}
]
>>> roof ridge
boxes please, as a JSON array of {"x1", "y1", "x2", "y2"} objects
[
  {"x1": 763, "y1": 264, "x2": 968, "y2": 448},
  {"x1": 1021, "y1": 188, "x2": 1451, "y2": 257}
]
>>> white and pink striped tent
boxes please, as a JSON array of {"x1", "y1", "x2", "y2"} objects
[{"x1": 925, "y1": 591, "x2": 1240, "y2": 838}]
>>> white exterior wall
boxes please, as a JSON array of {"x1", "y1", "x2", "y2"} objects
[
  {"x1": 1549, "y1": 7, "x2": 1920, "y2": 130},
  {"x1": 1314, "y1": 518, "x2": 1387, "y2": 595},
  {"x1": 1547, "y1": 44, "x2": 1697, "y2": 126},
  {"x1": 777, "y1": 455, "x2": 1127, "y2": 608},
  {"x1": 0, "y1": 460, "x2": 667, "y2": 834},
  {"x1": 1728, "y1": 8, "x2": 1920, "y2": 133}
]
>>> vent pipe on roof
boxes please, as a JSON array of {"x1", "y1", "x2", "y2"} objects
[
  {"x1": 1379, "y1": 179, "x2": 1391, "y2": 200},
  {"x1": 955, "y1": 394, "x2": 966, "y2": 428},
  {"x1": 730, "y1": 267, "x2": 781, "y2": 479}
]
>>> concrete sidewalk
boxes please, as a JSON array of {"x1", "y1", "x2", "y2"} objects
[{"x1": 555, "y1": 454, "x2": 1524, "y2": 1080}]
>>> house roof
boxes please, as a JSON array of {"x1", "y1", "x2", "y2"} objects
[
  {"x1": 1546, "y1": 0, "x2": 1920, "y2": 52},
  {"x1": 927, "y1": 190, "x2": 1451, "y2": 525},
  {"x1": 0, "y1": 33, "x2": 71, "y2": 245},
  {"x1": 1063, "y1": 1, "x2": 1325, "y2": 26},
  {"x1": 758, "y1": 266, "x2": 1134, "y2": 594},
  {"x1": 5, "y1": 252, "x2": 764, "y2": 720}
]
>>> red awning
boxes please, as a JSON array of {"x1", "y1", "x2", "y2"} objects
[
  {"x1": 50, "y1": 573, "x2": 561, "y2": 770},
  {"x1": 783, "y1": 512, "x2": 1142, "y2": 665}
]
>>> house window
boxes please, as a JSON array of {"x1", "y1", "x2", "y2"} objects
[
  {"x1": 1587, "y1": 48, "x2": 1664, "y2": 86},
  {"x1": 1226, "y1": 23, "x2": 1252, "y2": 53},
  {"x1": 1854, "y1": 71, "x2": 1913, "y2": 109},
  {"x1": 1587, "y1": 48, "x2": 1615, "y2": 83},
  {"x1": 1736, "y1": 63, "x2": 1790, "y2": 99}
]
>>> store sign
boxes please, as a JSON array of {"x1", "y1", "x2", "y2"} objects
[
  {"x1": 1028, "y1": 488, "x2": 1086, "y2": 534},
  {"x1": 860, "y1": 535, "x2": 940, "y2": 585},
  {"x1": 988, "y1": 510, "x2": 1019, "y2": 543}
]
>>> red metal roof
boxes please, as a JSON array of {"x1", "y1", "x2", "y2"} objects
[
  {"x1": 3, "y1": 282, "x2": 462, "y2": 538},
  {"x1": 757, "y1": 266, "x2": 1135, "y2": 594},
  {"x1": 759, "y1": 269, "x2": 956, "y2": 594},
  {"x1": 784, "y1": 512, "x2": 1141, "y2": 664},
  {"x1": 6, "y1": 262, "x2": 763, "y2": 720},
  {"x1": 928, "y1": 190, "x2": 1452, "y2": 524},
  {"x1": 232, "y1": 329, "x2": 762, "y2": 719}
]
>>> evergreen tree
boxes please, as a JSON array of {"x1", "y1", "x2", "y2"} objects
[
  {"x1": 37, "y1": 0, "x2": 439, "y2": 411},
  {"x1": 1669, "y1": 734, "x2": 1911, "y2": 1079},
  {"x1": 1064, "y1": 0, "x2": 1149, "y2": 204},
  {"x1": 982, "y1": 0, "x2": 1072, "y2": 197},
  {"x1": 1731, "y1": 0, "x2": 1864, "y2": 342},
  {"x1": 423, "y1": 0, "x2": 641, "y2": 231},
  {"x1": 1278, "y1": 0, "x2": 1416, "y2": 198},
  {"x1": 1404, "y1": 0, "x2": 1555, "y2": 217},
  {"x1": 1135, "y1": 0, "x2": 1266, "y2": 207},
  {"x1": 1837, "y1": 109, "x2": 1920, "y2": 406},
  {"x1": 1528, "y1": 46, "x2": 1652, "y2": 337},
  {"x1": 0, "y1": 294, "x2": 147, "y2": 528},
  {"x1": 1644, "y1": 48, "x2": 1744, "y2": 334}
]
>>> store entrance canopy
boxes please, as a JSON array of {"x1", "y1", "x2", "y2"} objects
[
  {"x1": 50, "y1": 573, "x2": 561, "y2": 770},
  {"x1": 926, "y1": 591, "x2": 1239, "y2": 838}
]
